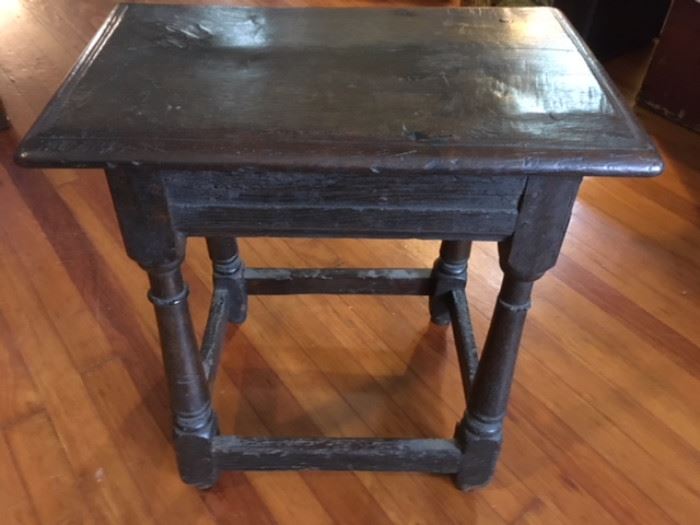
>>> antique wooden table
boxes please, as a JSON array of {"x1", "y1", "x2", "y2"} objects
[{"x1": 16, "y1": 5, "x2": 662, "y2": 490}]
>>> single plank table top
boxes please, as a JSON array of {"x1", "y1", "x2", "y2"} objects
[{"x1": 16, "y1": 5, "x2": 661, "y2": 177}]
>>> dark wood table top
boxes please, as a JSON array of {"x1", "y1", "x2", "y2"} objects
[{"x1": 16, "y1": 5, "x2": 662, "y2": 177}]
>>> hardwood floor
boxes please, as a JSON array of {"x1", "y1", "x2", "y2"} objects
[{"x1": 1, "y1": 1, "x2": 698, "y2": 523}]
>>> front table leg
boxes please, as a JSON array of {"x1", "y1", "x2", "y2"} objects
[
  {"x1": 147, "y1": 256, "x2": 219, "y2": 488},
  {"x1": 107, "y1": 169, "x2": 219, "y2": 488},
  {"x1": 454, "y1": 175, "x2": 581, "y2": 489},
  {"x1": 454, "y1": 271, "x2": 533, "y2": 489}
]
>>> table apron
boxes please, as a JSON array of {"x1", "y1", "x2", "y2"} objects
[{"x1": 162, "y1": 170, "x2": 526, "y2": 240}]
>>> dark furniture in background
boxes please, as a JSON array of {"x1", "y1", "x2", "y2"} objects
[
  {"x1": 639, "y1": 0, "x2": 700, "y2": 133},
  {"x1": 554, "y1": 0, "x2": 671, "y2": 59},
  {"x1": 16, "y1": 5, "x2": 662, "y2": 490},
  {"x1": 465, "y1": 0, "x2": 671, "y2": 59}
]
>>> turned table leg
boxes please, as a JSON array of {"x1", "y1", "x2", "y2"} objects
[
  {"x1": 206, "y1": 237, "x2": 247, "y2": 324},
  {"x1": 454, "y1": 271, "x2": 534, "y2": 489},
  {"x1": 147, "y1": 256, "x2": 219, "y2": 488},
  {"x1": 452, "y1": 176, "x2": 581, "y2": 489},
  {"x1": 430, "y1": 240, "x2": 471, "y2": 325},
  {"x1": 106, "y1": 168, "x2": 219, "y2": 488}
]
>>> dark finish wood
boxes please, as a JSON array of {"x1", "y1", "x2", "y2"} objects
[
  {"x1": 105, "y1": 167, "x2": 181, "y2": 269},
  {"x1": 638, "y1": 0, "x2": 700, "y2": 133},
  {"x1": 455, "y1": 176, "x2": 581, "y2": 489},
  {"x1": 206, "y1": 237, "x2": 247, "y2": 323},
  {"x1": 106, "y1": 167, "x2": 218, "y2": 489},
  {"x1": 500, "y1": 176, "x2": 581, "y2": 281},
  {"x1": 165, "y1": 170, "x2": 524, "y2": 240},
  {"x1": 200, "y1": 287, "x2": 230, "y2": 385},
  {"x1": 14, "y1": 4, "x2": 663, "y2": 494},
  {"x1": 429, "y1": 240, "x2": 471, "y2": 325},
  {"x1": 147, "y1": 257, "x2": 218, "y2": 489},
  {"x1": 448, "y1": 289, "x2": 480, "y2": 400},
  {"x1": 201, "y1": 237, "x2": 245, "y2": 383},
  {"x1": 213, "y1": 437, "x2": 462, "y2": 473},
  {"x1": 246, "y1": 268, "x2": 440, "y2": 296},
  {"x1": 16, "y1": 6, "x2": 661, "y2": 178},
  {"x1": 455, "y1": 275, "x2": 533, "y2": 489}
]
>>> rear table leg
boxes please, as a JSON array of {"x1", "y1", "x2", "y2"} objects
[
  {"x1": 430, "y1": 241, "x2": 471, "y2": 325},
  {"x1": 206, "y1": 237, "x2": 247, "y2": 324}
]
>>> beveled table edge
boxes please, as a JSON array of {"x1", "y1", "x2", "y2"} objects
[{"x1": 14, "y1": 4, "x2": 665, "y2": 178}]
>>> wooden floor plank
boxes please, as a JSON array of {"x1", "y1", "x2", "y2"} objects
[
  {"x1": 0, "y1": 430, "x2": 40, "y2": 525},
  {"x1": 215, "y1": 327, "x2": 467, "y2": 525},
  {"x1": 83, "y1": 359, "x2": 228, "y2": 525},
  {"x1": 510, "y1": 398, "x2": 677, "y2": 525},
  {"x1": 6, "y1": 413, "x2": 96, "y2": 525},
  {"x1": 0, "y1": 162, "x2": 116, "y2": 373},
  {"x1": 0, "y1": 189, "x2": 155, "y2": 525},
  {"x1": 560, "y1": 227, "x2": 700, "y2": 371},
  {"x1": 245, "y1": 472, "x2": 336, "y2": 525},
  {"x1": 535, "y1": 274, "x2": 700, "y2": 447},
  {"x1": 0, "y1": 314, "x2": 41, "y2": 426},
  {"x1": 211, "y1": 332, "x2": 386, "y2": 525},
  {"x1": 215, "y1": 300, "x2": 399, "y2": 524},
  {"x1": 512, "y1": 334, "x2": 697, "y2": 524}
]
